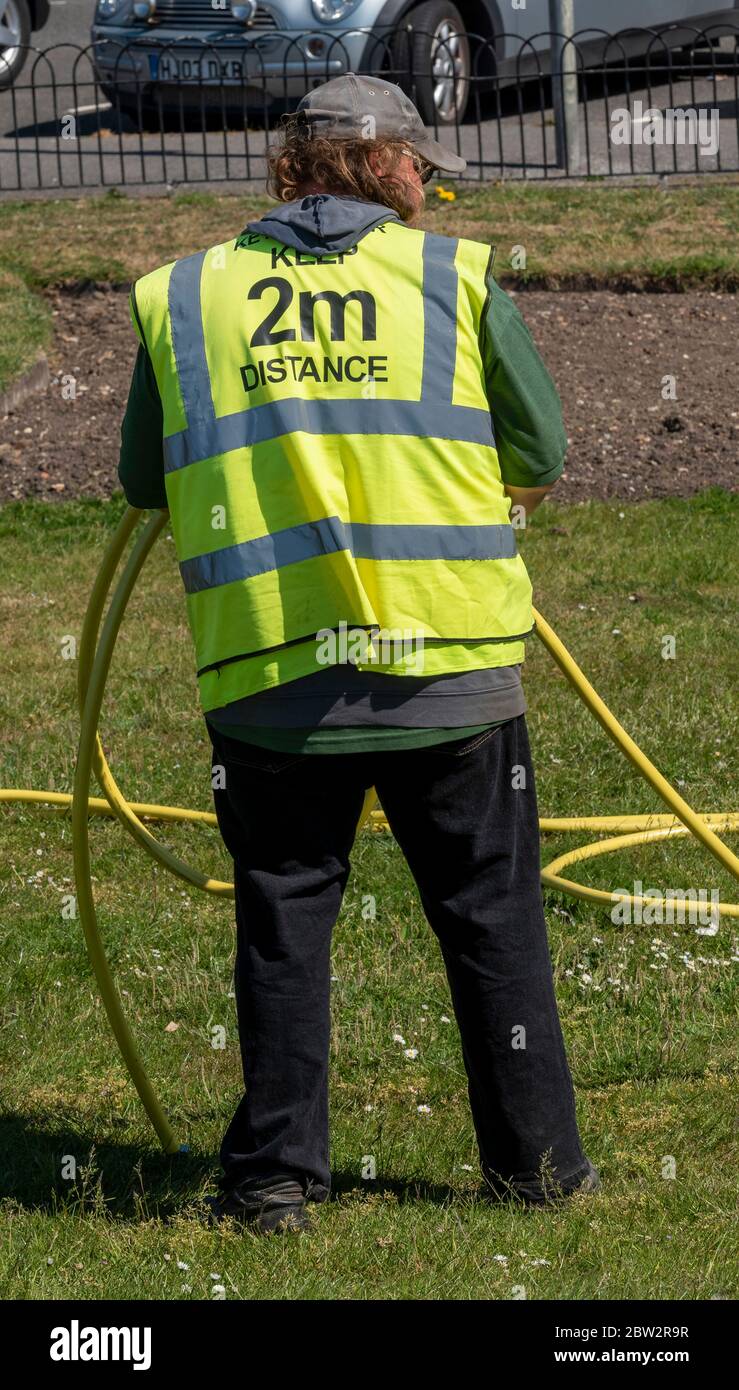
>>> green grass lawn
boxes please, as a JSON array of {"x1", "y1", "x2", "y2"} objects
[
  {"x1": 0, "y1": 490, "x2": 737, "y2": 1300},
  {"x1": 0, "y1": 269, "x2": 52, "y2": 397}
]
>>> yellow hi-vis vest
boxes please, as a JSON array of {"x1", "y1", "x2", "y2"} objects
[{"x1": 132, "y1": 219, "x2": 534, "y2": 715}]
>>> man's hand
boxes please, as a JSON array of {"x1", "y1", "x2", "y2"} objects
[{"x1": 504, "y1": 484, "x2": 552, "y2": 521}]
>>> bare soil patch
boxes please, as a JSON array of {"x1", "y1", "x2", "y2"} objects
[{"x1": 0, "y1": 287, "x2": 736, "y2": 503}]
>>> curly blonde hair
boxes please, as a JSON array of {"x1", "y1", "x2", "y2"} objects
[{"x1": 267, "y1": 115, "x2": 420, "y2": 222}]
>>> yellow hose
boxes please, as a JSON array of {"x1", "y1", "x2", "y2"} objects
[{"x1": 2, "y1": 505, "x2": 737, "y2": 1152}]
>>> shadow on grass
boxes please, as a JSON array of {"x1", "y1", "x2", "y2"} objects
[
  {"x1": 0, "y1": 1113, "x2": 463, "y2": 1220},
  {"x1": 0, "y1": 1112, "x2": 213, "y2": 1219}
]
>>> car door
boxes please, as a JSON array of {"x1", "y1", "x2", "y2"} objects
[
  {"x1": 510, "y1": 2, "x2": 710, "y2": 52},
  {"x1": 572, "y1": 2, "x2": 723, "y2": 28}
]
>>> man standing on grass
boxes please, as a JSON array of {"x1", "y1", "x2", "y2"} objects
[{"x1": 118, "y1": 73, "x2": 598, "y2": 1234}]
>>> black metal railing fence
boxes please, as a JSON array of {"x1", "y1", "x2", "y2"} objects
[{"x1": 0, "y1": 24, "x2": 736, "y2": 193}]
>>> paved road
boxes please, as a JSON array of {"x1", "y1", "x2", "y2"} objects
[{"x1": 1, "y1": 7, "x2": 736, "y2": 193}]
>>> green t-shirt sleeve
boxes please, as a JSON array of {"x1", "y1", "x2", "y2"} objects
[
  {"x1": 482, "y1": 277, "x2": 568, "y2": 488},
  {"x1": 118, "y1": 285, "x2": 168, "y2": 510}
]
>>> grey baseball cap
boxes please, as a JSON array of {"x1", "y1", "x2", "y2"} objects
[{"x1": 296, "y1": 73, "x2": 466, "y2": 175}]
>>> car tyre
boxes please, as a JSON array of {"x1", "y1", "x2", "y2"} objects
[
  {"x1": 391, "y1": 0, "x2": 470, "y2": 126},
  {"x1": 0, "y1": 0, "x2": 31, "y2": 90}
]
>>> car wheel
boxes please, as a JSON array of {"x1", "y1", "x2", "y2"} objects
[
  {"x1": 0, "y1": 0, "x2": 31, "y2": 90},
  {"x1": 391, "y1": 0, "x2": 470, "y2": 126}
]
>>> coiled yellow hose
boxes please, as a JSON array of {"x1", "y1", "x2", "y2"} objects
[{"x1": 2, "y1": 506, "x2": 737, "y2": 1153}]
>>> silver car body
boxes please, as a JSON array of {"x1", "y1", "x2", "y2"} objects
[
  {"x1": 92, "y1": 1, "x2": 383, "y2": 107},
  {"x1": 90, "y1": 0, "x2": 738, "y2": 112}
]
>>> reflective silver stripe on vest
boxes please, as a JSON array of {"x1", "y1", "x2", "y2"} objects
[
  {"x1": 163, "y1": 231, "x2": 495, "y2": 473},
  {"x1": 179, "y1": 519, "x2": 516, "y2": 595},
  {"x1": 421, "y1": 233, "x2": 458, "y2": 402},
  {"x1": 168, "y1": 250, "x2": 215, "y2": 429},
  {"x1": 164, "y1": 397, "x2": 494, "y2": 472}
]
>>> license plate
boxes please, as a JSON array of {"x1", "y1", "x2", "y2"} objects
[{"x1": 148, "y1": 51, "x2": 245, "y2": 84}]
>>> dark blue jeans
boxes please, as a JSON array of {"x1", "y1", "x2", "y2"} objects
[{"x1": 207, "y1": 715, "x2": 589, "y2": 1200}]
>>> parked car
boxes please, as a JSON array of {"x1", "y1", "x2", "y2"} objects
[
  {"x1": 0, "y1": 0, "x2": 50, "y2": 87},
  {"x1": 90, "y1": 0, "x2": 739, "y2": 129},
  {"x1": 91, "y1": 0, "x2": 482, "y2": 126}
]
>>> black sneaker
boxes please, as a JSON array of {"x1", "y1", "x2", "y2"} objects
[
  {"x1": 482, "y1": 1158, "x2": 600, "y2": 1207},
  {"x1": 205, "y1": 1172, "x2": 312, "y2": 1234}
]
